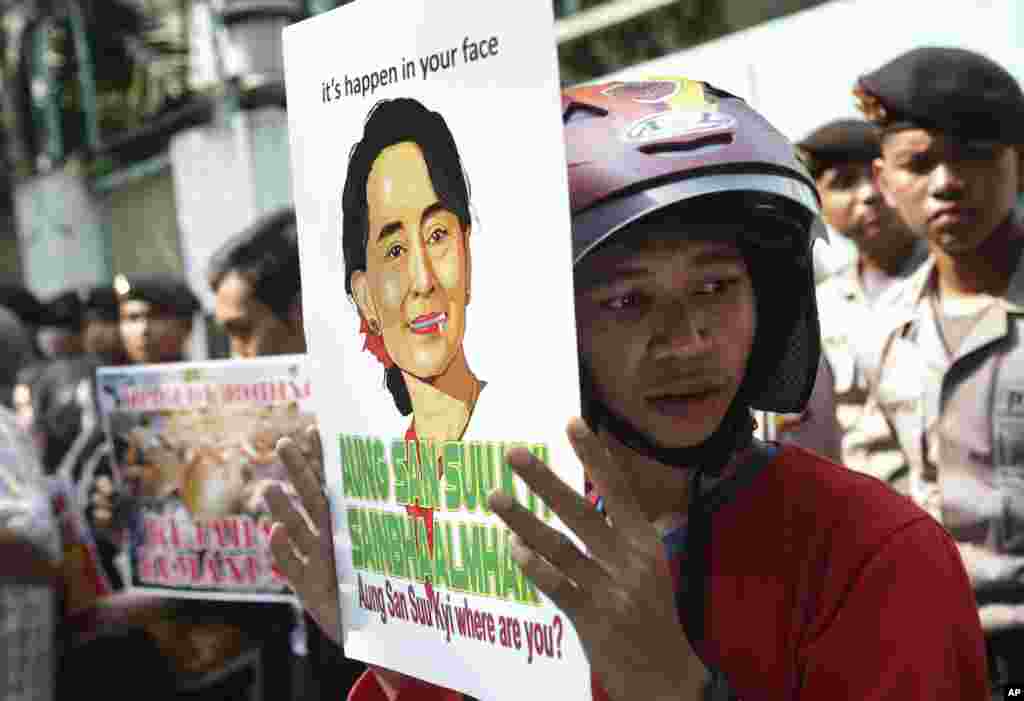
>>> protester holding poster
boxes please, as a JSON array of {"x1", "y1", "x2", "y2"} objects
[{"x1": 273, "y1": 50, "x2": 989, "y2": 701}]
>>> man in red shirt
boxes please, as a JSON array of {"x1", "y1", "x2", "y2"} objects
[{"x1": 266, "y1": 77, "x2": 989, "y2": 700}]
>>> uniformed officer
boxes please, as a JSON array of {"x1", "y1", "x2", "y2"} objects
[
  {"x1": 81, "y1": 285, "x2": 128, "y2": 365},
  {"x1": 40, "y1": 290, "x2": 85, "y2": 358},
  {"x1": 856, "y1": 46, "x2": 1024, "y2": 696},
  {"x1": 114, "y1": 274, "x2": 200, "y2": 364},
  {"x1": 796, "y1": 119, "x2": 928, "y2": 490}
]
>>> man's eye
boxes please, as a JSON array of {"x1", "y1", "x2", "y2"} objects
[
  {"x1": 905, "y1": 155, "x2": 934, "y2": 173},
  {"x1": 602, "y1": 293, "x2": 644, "y2": 310},
  {"x1": 427, "y1": 227, "x2": 449, "y2": 244},
  {"x1": 696, "y1": 279, "x2": 737, "y2": 296},
  {"x1": 385, "y1": 243, "x2": 405, "y2": 259}
]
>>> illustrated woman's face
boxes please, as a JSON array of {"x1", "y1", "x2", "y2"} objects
[{"x1": 352, "y1": 141, "x2": 471, "y2": 381}]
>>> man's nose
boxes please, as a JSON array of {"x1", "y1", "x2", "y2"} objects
[
  {"x1": 651, "y1": 302, "x2": 713, "y2": 360},
  {"x1": 855, "y1": 176, "x2": 882, "y2": 206},
  {"x1": 930, "y1": 161, "x2": 967, "y2": 200}
]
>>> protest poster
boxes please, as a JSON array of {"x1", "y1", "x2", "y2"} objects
[
  {"x1": 282, "y1": 1, "x2": 588, "y2": 698},
  {"x1": 96, "y1": 355, "x2": 311, "y2": 602}
]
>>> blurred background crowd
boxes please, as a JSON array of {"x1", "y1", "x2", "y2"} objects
[{"x1": 1, "y1": 0, "x2": 1024, "y2": 699}]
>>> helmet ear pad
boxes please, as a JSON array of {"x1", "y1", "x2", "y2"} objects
[{"x1": 734, "y1": 207, "x2": 821, "y2": 414}]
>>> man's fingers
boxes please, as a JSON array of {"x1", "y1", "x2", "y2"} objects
[
  {"x1": 306, "y1": 425, "x2": 325, "y2": 483},
  {"x1": 269, "y1": 522, "x2": 307, "y2": 586},
  {"x1": 508, "y1": 533, "x2": 585, "y2": 617},
  {"x1": 568, "y1": 418, "x2": 648, "y2": 535},
  {"x1": 92, "y1": 506, "x2": 113, "y2": 526},
  {"x1": 503, "y1": 446, "x2": 616, "y2": 559},
  {"x1": 95, "y1": 476, "x2": 113, "y2": 496},
  {"x1": 276, "y1": 436, "x2": 329, "y2": 529},
  {"x1": 265, "y1": 483, "x2": 321, "y2": 559},
  {"x1": 489, "y1": 490, "x2": 607, "y2": 587}
]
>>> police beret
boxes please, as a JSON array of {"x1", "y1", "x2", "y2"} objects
[
  {"x1": 855, "y1": 47, "x2": 1024, "y2": 144},
  {"x1": 43, "y1": 290, "x2": 84, "y2": 329},
  {"x1": 114, "y1": 274, "x2": 200, "y2": 318},
  {"x1": 797, "y1": 120, "x2": 880, "y2": 176},
  {"x1": 82, "y1": 285, "x2": 120, "y2": 322}
]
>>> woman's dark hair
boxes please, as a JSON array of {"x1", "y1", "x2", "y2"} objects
[{"x1": 341, "y1": 98, "x2": 472, "y2": 416}]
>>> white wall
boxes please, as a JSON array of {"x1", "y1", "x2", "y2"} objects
[{"x1": 599, "y1": 0, "x2": 1024, "y2": 144}]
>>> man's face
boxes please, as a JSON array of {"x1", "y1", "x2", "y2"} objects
[
  {"x1": 83, "y1": 318, "x2": 124, "y2": 362},
  {"x1": 120, "y1": 299, "x2": 192, "y2": 364},
  {"x1": 574, "y1": 230, "x2": 756, "y2": 450},
  {"x1": 816, "y1": 160, "x2": 917, "y2": 258},
  {"x1": 875, "y1": 129, "x2": 1020, "y2": 255},
  {"x1": 215, "y1": 271, "x2": 305, "y2": 359},
  {"x1": 352, "y1": 141, "x2": 471, "y2": 380}
]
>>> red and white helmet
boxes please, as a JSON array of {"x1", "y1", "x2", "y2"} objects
[{"x1": 564, "y1": 77, "x2": 825, "y2": 417}]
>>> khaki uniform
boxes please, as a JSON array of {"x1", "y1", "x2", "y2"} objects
[
  {"x1": 865, "y1": 236, "x2": 1024, "y2": 564},
  {"x1": 816, "y1": 241, "x2": 928, "y2": 490}
]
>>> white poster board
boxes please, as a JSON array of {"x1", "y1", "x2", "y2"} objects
[{"x1": 283, "y1": 1, "x2": 588, "y2": 699}]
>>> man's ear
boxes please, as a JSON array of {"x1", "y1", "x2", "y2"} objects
[
  {"x1": 351, "y1": 271, "x2": 377, "y2": 324},
  {"x1": 872, "y1": 157, "x2": 897, "y2": 209}
]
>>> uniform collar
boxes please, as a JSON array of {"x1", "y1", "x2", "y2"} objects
[
  {"x1": 830, "y1": 238, "x2": 929, "y2": 304},
  {"x1": 903, "y1": 215, "x2": 1024, "y2": 314},
  {"x1": 889, "y1": 215, "x2": 1024, "y2": 361}
]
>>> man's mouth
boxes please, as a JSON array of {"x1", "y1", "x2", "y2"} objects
[
  {"x1": 410, "y1": 312, "x2": 447, "y2": 335},
  {"x1": 930, "y1": 206, "x2": 976, "y2": 225},
  {"x1": 861, "y1": 216, "x2": 881, "y2": 236},
  {"x1": 645, "y1": 388, "x2": 721, "y2": 417}
]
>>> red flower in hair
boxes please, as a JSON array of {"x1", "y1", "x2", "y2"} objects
[{"x1": 360, "y1": 318, "x2": 394, "y2": 368}]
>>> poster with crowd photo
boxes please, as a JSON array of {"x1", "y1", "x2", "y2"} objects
[
  {"x1": 95, "y1": 355, "x2": 312, "y2": 602},
  {"x1": 283, "y1": 0, "x2": 587, "y2": 698}
]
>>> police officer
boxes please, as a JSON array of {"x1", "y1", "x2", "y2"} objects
[
  {"x1": 797, "y1": 119, "x2": 928, "y2": 490},
  {"x1": 114, "y1": 274, "x2": 200, "y2": 365},
  {"x1": 81, "y1": 285, "x2": 128, "y2": 366},
  {"x1": 856, "y1": 46, "x2": 1024, "y2": 697},
  {"x1": 40, "y1": 290, "x2": 85, "y2": 358}
]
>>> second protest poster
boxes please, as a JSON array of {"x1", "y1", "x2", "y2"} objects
[{"x1": 283, "y1": 1, "x2": 587, "y2": 699}]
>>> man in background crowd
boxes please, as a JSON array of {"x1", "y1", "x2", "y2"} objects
[
  {"x1": 115, "y1": 274, "x2": 199, "y2": 365},
  {"x1": 856, "y1": 46, "x2": 1024, "y2": 698},
  {"x1": 209, "y1": 207, "x2": 363, "y2": 701},
  {"x1": 39, "y1": 290, "x2": 85, "y2": 359},
  {"x1": 209, "y1": 208, "x2": 307, "y2": 359},
  {"x1": 80, "y1": 286, "x2": 128, "y2": 366},
  {"x1": 797, "y1": 118, "x2": 928, "y2": 491}
]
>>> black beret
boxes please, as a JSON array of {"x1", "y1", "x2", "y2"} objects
[
  {"x1": 82, "y1": 285, "x2": 120, "y2": 322},
  {"x1": 43, "y1": 290, "x2": 84, "y2": 329},
  {"x1": 0, "y1": 284, "x2": 47, "y2": 326},
  {"x1": 855, "y1": 47, "x2": 1024, "y2": 144},
  {"x1": 114, "y1": 274, "x2": 201, "y2": 318},
  {"x1": 797, "y1": 119, "x2": 880, "y2": 175}
]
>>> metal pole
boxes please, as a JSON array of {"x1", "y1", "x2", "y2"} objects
[
  {"x1": 67, "y1": 0, "x2": 100, "y2": 151},
  {"x1": 31, "y1": 18, "x2": 62, "y2": 166}
]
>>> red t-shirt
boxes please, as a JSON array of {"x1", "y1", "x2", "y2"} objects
[{"x1": 345, "y1": 445, "x2": 989, "y2": 701}]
